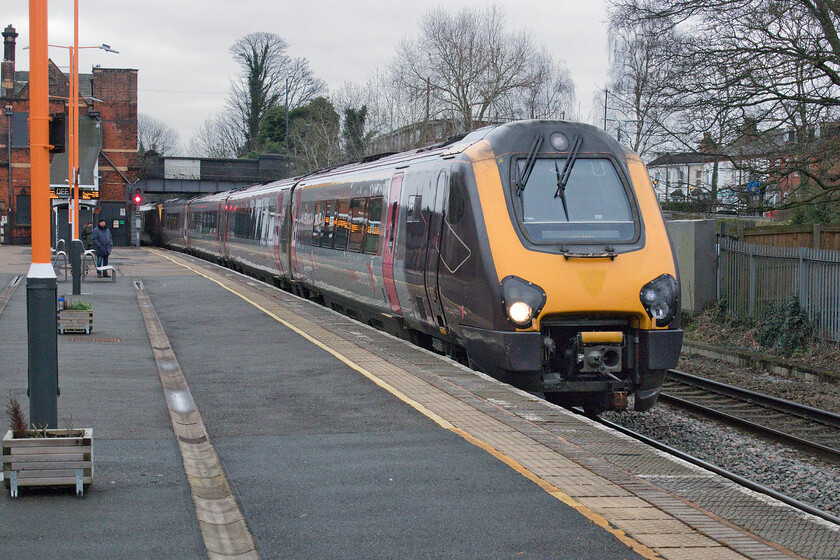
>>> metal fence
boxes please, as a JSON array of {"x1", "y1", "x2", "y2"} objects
[{"x1": 718, "y1": 237, "x2": 840, "y2": 342}]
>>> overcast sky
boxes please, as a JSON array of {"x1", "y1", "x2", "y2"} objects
[{"x1": 5, "y1": 1, "x2": 611, "y2": 153}]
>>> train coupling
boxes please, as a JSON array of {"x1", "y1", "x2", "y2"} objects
[{"x1": 576, "y1": 331, "x2": 624, "y2": 373}]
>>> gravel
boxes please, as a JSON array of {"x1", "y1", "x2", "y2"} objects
[{"x1": 603, "y1": 354, "x2": 840, "y2": 517}]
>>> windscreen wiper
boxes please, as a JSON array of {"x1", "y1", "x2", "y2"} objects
[
  {"x1": 515, "y1": 134, "x2": 544, "y2": 196},
  {"x1": 554, "y1": 135, "x2": 583, "y2": 207},
  {"x1": 554, "y1": 161, "x2": 570, "y2": 222}
]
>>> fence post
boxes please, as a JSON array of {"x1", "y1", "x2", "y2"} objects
[
  {"x1": 813, "y1": 223, "x2": 821, "y2": 250},
  {"x1": 799, "y1": 247, "x2": 808, "y2": 309},
  {"x1": 748, "y1": 251, "x2": 756, "y2": 318}
]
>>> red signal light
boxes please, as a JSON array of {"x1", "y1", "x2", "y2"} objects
[{"x1": 133, "y1": 195, "x2": 141, "y2": 204}]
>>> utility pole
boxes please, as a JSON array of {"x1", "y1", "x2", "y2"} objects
[
  {"x1": 603, "y1": 88, "x2": 608, "y2": 131},
  {"x1": 284, "y1": 77, "x2": 290, "y2": 156},
  {"x1": 69, "y1": 0, "x2": 83, "y2": 296},
  {"x1": 28, "y1": 0, "x2": 59, "y2": 429}
]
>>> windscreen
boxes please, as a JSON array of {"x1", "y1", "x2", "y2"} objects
[{"x1": 516, "y1": 158, "x2": 635, "y2": 243}]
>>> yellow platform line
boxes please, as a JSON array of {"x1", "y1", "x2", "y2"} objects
[{"x1": 153, "y1": 250, "x2": 662, "y2": 560}]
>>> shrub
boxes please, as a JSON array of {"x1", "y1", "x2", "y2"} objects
[
  {"x1": 6, "y1": 397, "x2": 28, "y2": 438},
  {"x1": 755, "y1": 296, "x2": 816, "y2": 357}
]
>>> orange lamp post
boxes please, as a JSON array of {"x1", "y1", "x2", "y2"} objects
[{"x1": 27, "y1": 0, "x2": 59, "y2": 428}]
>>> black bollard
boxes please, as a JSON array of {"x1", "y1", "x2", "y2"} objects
[
  {"x1": 71, "y1": 239, "x2": 83, "y2": 295},
  {"x1": 27, "y1": 272, "x2": 59, "y2": 429}
]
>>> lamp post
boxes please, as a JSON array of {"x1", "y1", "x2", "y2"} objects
[
  {"x1": 28, "y1": 0, "x2": 58, "y2": 429},
  {"x1": 45, "y1": 0, "x2": 117, "y2": 295}
]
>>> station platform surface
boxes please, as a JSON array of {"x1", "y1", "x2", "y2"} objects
[{"x1": 0, "y1": 245, "x2": 837, "y2": 560}]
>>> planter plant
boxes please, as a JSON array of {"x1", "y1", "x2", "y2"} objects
[
  {"x1": 57, "y1": 300, "x2": 94, "y2": 334},
  {"x1": 3, "y1": 398, "x2": 93, "y2": 497}
]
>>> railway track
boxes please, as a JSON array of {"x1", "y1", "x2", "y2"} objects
[{"x1": 660, "y1": 369, "x2": 840, "y2": 463}]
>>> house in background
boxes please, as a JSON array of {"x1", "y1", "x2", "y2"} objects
[{"x1": 0, "y1": 24, "x2": 138, "y2": 246}]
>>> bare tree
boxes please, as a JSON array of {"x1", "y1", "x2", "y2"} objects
[
  {"x1": 605, "y1": 18, "x2": 680, "y2": 158},
  {"x1": 187, "y1": 114, "x2": 241, "y2": 159},
  {"x1": 393, "y1": 6, "x2": 548, "y2": 133},
  {"x1": 496, "y1": 50, "x2": 576, "y2": 121},
  {"x1": 138, "y1": 113, "x2": 181, "y2": 156},
  {"x1": 285, "y1": 97, "x2": 342, "y2": 173},
  {"x1": 226, "y1": 32, "x2": 324, "y2": 155},
  {"x1": 609, "y1": 0, "x2": 840, "y2": 216}
]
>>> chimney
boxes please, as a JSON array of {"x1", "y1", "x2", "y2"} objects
[{"x1": 2, "y1": 24, "x2": 18, "y2": 97}]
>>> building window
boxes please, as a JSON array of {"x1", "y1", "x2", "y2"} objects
[{"x1": 16, "y1": 194, "x2": 30, "y2": 226}]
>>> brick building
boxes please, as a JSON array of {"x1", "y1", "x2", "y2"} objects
[{"x1": 1, "y1": 24, "x2": 138, "y2": 246}]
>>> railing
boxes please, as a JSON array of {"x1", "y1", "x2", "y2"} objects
[{"x1": 718, "y1": 237, "x2": 840, "y2": 341}]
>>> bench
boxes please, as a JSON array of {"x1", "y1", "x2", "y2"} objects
[
  {"x1": 52, "y1": 250, "x2": 69, "y2": 282},
  {"x1": 83, "y1": 249, "x2": 117, "y2": 282}
]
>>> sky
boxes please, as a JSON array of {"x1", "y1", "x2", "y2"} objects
[{"x1": 4, "y1": 1, "x2": 611, "y2": 153}]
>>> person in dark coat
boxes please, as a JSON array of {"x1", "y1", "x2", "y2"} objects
[{"x1": 91, "y1": 218, "x2": 113, "y2": 277}]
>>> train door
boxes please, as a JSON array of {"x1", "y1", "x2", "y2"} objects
[
  {"x1": 290, "y1": 187, "x2": 303, "y2": 277},
  {"x1": 216, "y1": 201, "x2": 225, "y2": 257},
  {"x1": 403, "y1": 170, "x2": 444, "y2": 329},
  {"x1": 382, "y1": 174, "x2": 403, "y2": 314},
  {"x1": 273, "y1": 191, "x2": 285, "y2": 276},
  {"x1": 424, "y1": 170, "x2": 448, "y2": 332},
  {"x1": 220, "y1": 197, "x2": 231, "y2": 258}
]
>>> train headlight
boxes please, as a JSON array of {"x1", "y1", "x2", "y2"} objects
[
  {"x1": 640, "y1": 274, "x2": 678, "y2": 327},
  {"x1": 501, "y1": 276, "x2": 547, "y2": 328},
  {"x1": 549, "y1": 132, "x2": 569, "y2": 151},
  {"x1": 507, "y1": 301, "x2": 533, "y2": 325}
]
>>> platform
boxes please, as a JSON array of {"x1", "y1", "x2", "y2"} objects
[{"x1": 0, "y1": 245, "x2": 837, "y2": 559}]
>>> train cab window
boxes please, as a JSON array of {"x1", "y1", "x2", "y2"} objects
[
  {"x1": 312, "y1": 202, "x2": 323, "y2": 247},
  {"x1": 448, "y1": 173, "x2": 466, "y2": 224},
  {"x1": 515, "y1": 158, "x2": 636, "y2": 243},
  {"x1": 323, "y1": 201, "x2": 335, "y2": 247},
  {"x1": 348, "y1": 197, "x2": 367, "y2": 252},
  {"x1": 363, "y1": 196, "x2": 383, "y2": 255},
  {"x1": 333, "y1": 199, "x2": 350, "y2": 250}
]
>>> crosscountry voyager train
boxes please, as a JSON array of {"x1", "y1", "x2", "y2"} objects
[{"x1": 143, "y1": 120, "x2": 683, "y2": 413}]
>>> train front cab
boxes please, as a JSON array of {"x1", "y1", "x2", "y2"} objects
[{"x1": 454, "y1": 121, "x2": 683, "y2": 413}]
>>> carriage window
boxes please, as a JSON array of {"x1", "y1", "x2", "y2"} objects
[
  {"x1": 407, "y1": 195, "x2": 422, "y2": 223},
  {"x1": 312, "y1": 202, "x2": 323, "y2": 247},
  {"x1": 323, "y1": 201, "x2": 335, "y2": 247},
  {"x1": 348, "y1": 197, "x2": 367, "y2": 252},
  {"x1": 364, "y1": 197, "x2": 383, "y2": 255},
  {"x1": 333, "y1": 199, "x2": 350, "y2": 250}
]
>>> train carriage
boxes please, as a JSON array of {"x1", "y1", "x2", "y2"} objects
[
  {"x1": 185, "y1": 192, "x2": 229, "y2": 260},
  {"x1": 224, "y1": 180, "x2": 295, "y2": 281}
]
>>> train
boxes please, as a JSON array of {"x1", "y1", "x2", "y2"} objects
[{"x1": 141, "y1": 120, "x2": 683, "y2": 413}]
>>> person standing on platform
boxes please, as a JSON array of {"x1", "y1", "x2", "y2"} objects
[
  {"x1": 81, "y1": 221, "x2": 93, "y2": 250},
  {"x1": 91, "y1": 218, "x2": 113, "y2": 277}
]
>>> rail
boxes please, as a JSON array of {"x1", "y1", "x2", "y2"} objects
[{"x1": 660, "y1": 369, "x2": 840, "y2": 463}]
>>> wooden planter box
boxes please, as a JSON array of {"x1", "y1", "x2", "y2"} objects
[
  {"x1": 57, "y1": 309, "x2": 94, "y2": 334},
  {"x1": 2, "y1": 428, "x2": 93, "y2": 497}
]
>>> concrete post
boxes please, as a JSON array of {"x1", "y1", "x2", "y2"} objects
[
  {"x1": 71, "y1": 238, "x2": 82, "y2": 294},
  {"x1": 27, "y1": 276, "x2": 58, "y2": 428}
]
